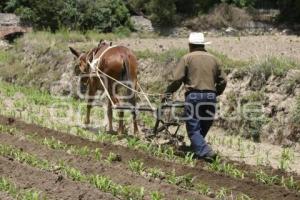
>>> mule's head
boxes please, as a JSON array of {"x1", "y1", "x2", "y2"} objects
[
  {"x1": 69, "y1": 47, "x2": 89, "y2": 76},
  {"x1": 69, "y1": 47, "x2": 91, "y2": 94}
]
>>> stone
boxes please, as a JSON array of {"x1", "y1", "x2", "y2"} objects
[
  {"x1": 0, "y1": 13, "x2": 30, "y2": 41},
  {"x1": 130, "y1": 16, "x2": 154, "y2": 33}
]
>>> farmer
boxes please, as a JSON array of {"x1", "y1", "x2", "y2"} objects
[{"x1": 163, "y1": 32, "x2": 227, "y2": 162}]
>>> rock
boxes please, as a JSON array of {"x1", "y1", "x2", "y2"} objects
[
  {"x1": 0, "y1": 40, "x2": 11, "y2": 49},
  {"x1": 0, "y1": 13, "x2": 30, "y2": 41},
  {"x1": 130, "y1": 16, "x2": 154, "y2": 33},
  {"x1": 0, "y1": 13, "x2": 20, "y2": 26}
]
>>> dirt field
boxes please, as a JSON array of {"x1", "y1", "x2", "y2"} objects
[
  {"x1": 0, "y1": 115, "x2": 299, "y2": 200},
  {"x1": 117, "y1": 35, "x2": 300, "y2": 61}
]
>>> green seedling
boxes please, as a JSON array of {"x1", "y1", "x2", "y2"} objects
[
  {"x1": 209, "y1": 157, "x2": 244, "y2": 179},
  {"x1": 0, "y1": 143, "x2": 150, "y2": 199},
  {"x1": 150, "y1": 191, "x2": 165, "y2": 200},
  {"x1": 184, "y1": 152, "x2": 196, "y2": 167},
  {"x1": 128, "y1": 159, "x2": 145, "y2": 174},
  {"x1": 94, "y1": 148, "x2": 102, "y2": 161},
  {"x1": 121, "y1": 186, "x2": 145, "y2": 200},
  {"x1": 106, "y1": 152, "x2": 120, "y2": 163},
  {"x1": 127, "y1": 137, "x2": 141, "y2": 149},
  {"x1": 216, "y1": 187, "x2": 228, "y2": 200},
  {"x1": 281, "y1": 176, "x2": 300, "y2": 191},
  {"x1": 147, "y1": 168, "x2": 164, "y2": 179},
  {"x1": 195, "y1": 182, "x2": 211, "y2": 196},
  {"x1": 255, "y1": 170, "x2": 279, "y2": 185},
  {"x1": 0, "y1": 177, "x2": 45, "y2": 200},
  {"x1": 236, "y1": 193, "x2": 252, "y2": 200}
]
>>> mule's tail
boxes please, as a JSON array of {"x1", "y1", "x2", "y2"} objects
[{"x1": 122, "y1": 57, "x2": 131, "y2": 82}]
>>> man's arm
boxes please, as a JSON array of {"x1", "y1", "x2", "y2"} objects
[
  {"x1": 165, "y1": 56, "x2": 187, "y2": 95},
  {"x1": 215, "y1": 61, "x2": 227, "y2": 96}
]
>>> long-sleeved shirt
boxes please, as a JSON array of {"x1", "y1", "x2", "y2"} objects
[{"x1": 165, "y1": 50, "x2": 227, "y2": 96}]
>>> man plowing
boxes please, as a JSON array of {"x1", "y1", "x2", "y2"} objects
[{"x1": 163, "y1": 33, "x2": 227, "y2": 162}]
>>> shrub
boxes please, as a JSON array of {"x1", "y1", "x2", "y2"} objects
[
  {"x1": 146, "y1": 0, "x2": 176, "y2": 26},
  {"x1": 277, "y1": 0, "x2": 300, "y2": 23},
  {"x1": 221, "y1": 0, "x2": 256, "y2": 8},
  {"x1": 3, "y1": 0, "x2": 131, "y2": 32}
]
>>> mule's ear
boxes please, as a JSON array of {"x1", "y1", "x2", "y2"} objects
[
  {"x1": 98, "y1": 39, "x2": 104, "y2": 47},
  {"x1": 69, "y1": 47, "x2": 80, "y2": 57},
  {"x1": 110, "y1": 42, "x2": 113, "y2": 46}
]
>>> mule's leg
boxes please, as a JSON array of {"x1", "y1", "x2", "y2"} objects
[
  {"x1": 85, "y1": 85, "x2": 96, "y2": 126},
  {"x1": 128, "y1": 87, "x2": 139, "y2": 135},
  {"x1": 107, "y1": 99, "x2": 114, "y2": 133},
  {"x1": 118, "y1": 111, "x2": 125, "y2": 135}
]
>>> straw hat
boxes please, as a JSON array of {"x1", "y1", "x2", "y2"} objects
[{"x1": 188, "y1": 32, "x2": 211, "y2": 45}]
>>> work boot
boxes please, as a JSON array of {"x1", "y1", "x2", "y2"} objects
[{"x1": 197, "y1": 149, "x2": 217, "y2": 163}]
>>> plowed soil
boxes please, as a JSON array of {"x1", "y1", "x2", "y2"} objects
[
  {"x1": 0, "y1": 192, "x2": 14, "y2": 200},
  {"x1": 0, "y1": 157, "x2": 117, "y2": 200},
  {"x1": 0, "y1": 115, "x2": 299, "y2": 200}
]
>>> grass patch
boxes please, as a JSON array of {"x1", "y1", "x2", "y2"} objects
[
  {"x1": 135, "y1": 48, "x2": 187, "y2": 63},
  {"x1": 237, "y1": 57, "x2": 300, "y2": 79}
]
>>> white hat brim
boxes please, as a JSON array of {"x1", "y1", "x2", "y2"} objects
[{"x1": 189, "y1": 41, "x2": 211, "y2": 45}]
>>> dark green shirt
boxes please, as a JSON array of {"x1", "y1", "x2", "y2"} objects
[{"x1": 165, "y1": 51, "x2": 227, "y2": 96}]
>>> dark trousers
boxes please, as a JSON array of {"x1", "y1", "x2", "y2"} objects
[{"x1": 185, "y1": 92, "x2": 216, "y2": 157}]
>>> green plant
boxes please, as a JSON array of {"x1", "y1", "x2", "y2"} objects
[
  {"x1": 128, "y1": 159, "x2": 145, "y2": 174},
  {"x1": 127, "y1": 137, "x2": 141, "y2": 149},
  {"x1": 196, "y1": 182, "x2": 211, "y2": 195},
  {"x1": 216, "y1": 187, "x2": 228, "y2": 199},
  {"x1": 0, "y1": 177, "x2": 44, "y2": 200},
  {"x1": 236, "y1": 193, "x2": 252, "y2": 200},
  {"x1": 281, "y1": 176, "x2": 300, "y2": 191},
  {"x1": 209, "y1": 157, "x2": 245, "y2": 179},
  {"x1": 147, "y1": 168, "x2": 164, "y2": 179},
  {"x1": 184, "y1": 152, "x2": 196, "y2": 167},
  {"x1": 106, "y1": 152, "x2": 120, "y2": 163},
  {"x1": 4, "y1": 0, "x2": 131, "y2": 32},
  {"x1": 279, "y1": 148, "x2": 294, "y2": 171},
  {"x1": 255, "y1": 170, "x2": 279, "y2": 185},
  {"x1": 150, "y1": 191, "x2": 165, "y2": 200}
]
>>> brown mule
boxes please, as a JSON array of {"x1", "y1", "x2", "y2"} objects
[{"x1": 69, "y1": 40, "x2": 139, "y2": 135}]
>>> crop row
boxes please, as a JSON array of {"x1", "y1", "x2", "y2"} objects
[
  {"x1": 0, "y1": 144, "x2": 163, "y2": 200},
  {"x1": 0, "y1": 177, "x2": 44, "y2": 200}
]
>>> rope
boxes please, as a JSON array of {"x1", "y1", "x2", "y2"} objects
[
  {"x1": 87, "y1": 45, "x2": 163, "y2": 110},
  {"x1": 96, "y1": 69, "x2": 163, "y2": 97},
  {"x1": 95, "y1": 70, "x2": 115, "y2": 106}
]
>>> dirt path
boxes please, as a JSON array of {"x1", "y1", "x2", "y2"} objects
[
  {"x1": 1, "y1": 116, "x2": 299, "y2": 200},
  {"x1": 0, "y1": 130, "x2": 208, "y2": 199},
  {"x1": 116, "y1": 35, "x2": 300, "y2": 61},
  {"x1": 0, "y1": 156, "x2": 117, "y2": 200}
]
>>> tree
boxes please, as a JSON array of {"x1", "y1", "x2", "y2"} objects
[
  {"x1": 277, "y1": 0, "x2": 300, "y2": 23},
  {"x1": 146, "y1": 0, "x2": 176, "y2": 26}
]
